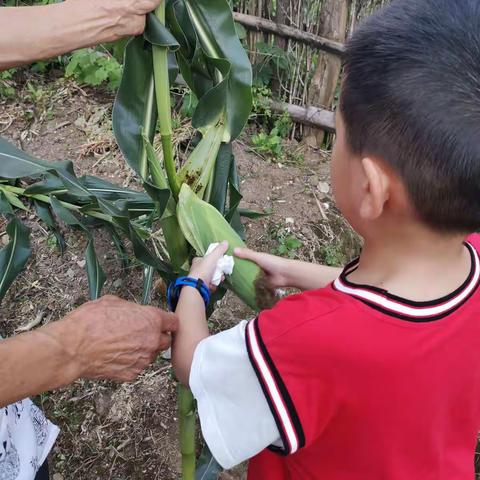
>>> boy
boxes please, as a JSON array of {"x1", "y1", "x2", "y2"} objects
[{"x1": 171, "y1": 0, "x2": 480, "y2": 478}]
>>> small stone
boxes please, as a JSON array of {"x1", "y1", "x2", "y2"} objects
[
  {"x1": 285, "y1": 217, "x2": 294, "y2": 224},
  {"x1": 53, "y1": 474, "x2": 64, "y2": 480},
  {"x1": 66, "y1": 268, "x2": 75, "y2": 278},
  {"x1": 318, "y1": 182, "x2": 330, "y2": 194},
  {"x1": 76, "y1": 260, "x2": 86, "y2": 268},
  {"x1": 113, "y1": 278, "x2": 123, "y2": 289}
]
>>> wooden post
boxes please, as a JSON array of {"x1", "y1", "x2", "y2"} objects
[{"x1": 305, "y1": 0, "x2": 348, "y2": 147}]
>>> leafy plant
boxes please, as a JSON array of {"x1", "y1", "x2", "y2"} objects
[
  {"x1": 252, "y1": 127, "x2": 284, "y2": 158},
  {"x1": 0, "y1": 0, "x2": 258, "y2": 478},
  {"x1": 0, "y1": 69, "x2": 16, "y2": 97},
  {"x1": 272, "y1": 226, "x2": 303, "y2": 258},
  {"x1": 65, "y1": 48, "x2": 122, "y2": 90}
]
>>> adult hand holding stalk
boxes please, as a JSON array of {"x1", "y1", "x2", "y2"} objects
[
  {"x1": 0, "y1": 295, "x2": 177, "y2": 408},
  {"x1": 0, "y1": 0, "x2": 163, "y2": 71}
]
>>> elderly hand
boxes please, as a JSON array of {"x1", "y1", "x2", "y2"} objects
[
  {"x1": 62, "y1": 295, "x2": 177, "y2": 382},
  {"x1": 81, "y1": 0, "x2": 163, "y2": 39}
]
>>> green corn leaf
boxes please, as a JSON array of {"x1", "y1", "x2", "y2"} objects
[
  {"x1": 50, "y1": 197, "x2": 106, "y2": 300},
  {"x1": 113, "y1": 36, "x2": 158, "y2": 178},
  {"x1": 34, "y1": 200, "x2": 66, "y2": 253},
  {"x1": 85, "y1": 238, "x2": 106, "y2": 300},
  {"x1": 25, "y1": 175, "x2": 66, "y2": 195},
  {"x1": 177, "y1": 184, "x2": 259, "y2": 310},
  {"x1": 0, "y1": 137, "x2": 58, "y2": 178},
  {"x1": 161, "y1": 211, "x2": 189, "y2": 270},
  {"x1": 104, "y1": 223, "x2": 129, "y2": 270},
  {"x1": 50, "y1": 196, "x2": 85, "y2": 228},
  {"x1": 142, "y1": 133, "x2": 169, "y2": 190},
  {"x1": 0, "y1": 191, "x2": 14, "y2": 215},
  {"x1": 0, "y1": 218, "x2": 31, "y2": 303},
  {"x1": 208, "y1": 142, "x2": 233, "y2": 213},
  {"x1": 183, "y1": 0, "x2": 252, "y2": 140},
  {"x1": 113, "y1": 16, "x2": 179, "y2": 178},
  {"x1": 2, "y1": 190, "x2": 28, "y2": 212},
  {"x1": 81, "y1": 176, "x2": 150, "y2": 201}
]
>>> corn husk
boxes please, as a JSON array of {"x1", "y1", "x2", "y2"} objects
[{"x1": 177, "y1": 184, "x2": 260, "y2": 310}]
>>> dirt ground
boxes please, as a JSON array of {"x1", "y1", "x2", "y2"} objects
[{"x1": 1, "y1": 76, "x2": 478, "y2": 479}]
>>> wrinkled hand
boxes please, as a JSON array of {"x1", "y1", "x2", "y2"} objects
[
  {"x1": 189, "y1": 241, "x2": 229, "y2": 289},
  {"x1": 84, "y1": 0, "x2": 163, "y2": 38},
  {"x1": 234, "y1": 247, "x2": 290, "y2": 289},
  {"x1": 64, "y1": 295, "x2": 177, "y2": 382}
]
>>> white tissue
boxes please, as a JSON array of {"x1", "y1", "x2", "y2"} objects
[{"x1": 205, "y1": 242, "x2": 234, "y2": 286}]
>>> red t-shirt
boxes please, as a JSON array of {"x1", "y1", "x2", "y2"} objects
[{"x1": 246, "y1": 235, "x2": 480, "y2": 479}]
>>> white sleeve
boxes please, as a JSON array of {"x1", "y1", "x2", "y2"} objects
[{"x1": 189, "y1": 320, "x2": 282, "y2": 470}]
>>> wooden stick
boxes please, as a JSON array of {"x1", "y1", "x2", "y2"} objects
[
  {"x1": 233, "y1": 12, "x2": 345, "y2": 56},
  {"x1": 269, "y1": 100, "x2": 336, "y2": 132}
]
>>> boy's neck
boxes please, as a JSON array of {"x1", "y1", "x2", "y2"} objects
[{"x1": 350, "y1": 223, "x2": 471, "y2": 302}]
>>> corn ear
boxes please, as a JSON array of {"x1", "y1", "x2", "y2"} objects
[
  {"x1": 177, "y1": 184, "x2": 260, "y2": 310},
  {"x1": 177, "y1": 124, "x2": 224, "y2": 200}
]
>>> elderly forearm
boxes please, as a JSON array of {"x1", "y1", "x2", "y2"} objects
[
  {"x1": 0, "y1": 319, "x2": 81, "y2": 407},
  {"x1": 171, "y1": 287, "x2": 210, "y2": 385},
  {"x1": 0, "y1": 1, "x2": 117, "y2": 71}
]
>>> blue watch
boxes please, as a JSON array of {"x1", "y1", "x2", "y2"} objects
[{"x1": 167, "y1": 276, "x2": 210, "y2": 311}]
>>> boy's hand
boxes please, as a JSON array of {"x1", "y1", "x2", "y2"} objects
[
  {"x1": 234, "y1": 248, "x2": 290, "y2": 289},
  {"x1": 189, "y1": 241, "x2": 229, "y2": 289}
]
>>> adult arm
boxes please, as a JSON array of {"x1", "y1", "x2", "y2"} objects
[
  {"x1": 0, "y1": 0, "x2": 161, "y2": 71},
  {"x1": 234, "y1": 247, "x2": 341, "y2": 291},
  {"x1": 0, "y1": 295, "x2": 177, "y2": 408}
]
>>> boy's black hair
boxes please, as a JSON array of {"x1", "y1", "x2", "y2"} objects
[{"x1": 340, "y1": 0, "x2": 480, "y2": 232}]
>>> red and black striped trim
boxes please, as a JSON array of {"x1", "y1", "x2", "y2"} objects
[
  {"x1": 245, "y1": 318, "x2": 305, "y2": 455},
  {"x1": 332, "y1": 242, "x2": 480, "y2": 321}
]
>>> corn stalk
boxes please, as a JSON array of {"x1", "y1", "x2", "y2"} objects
[{"x1": 0, "y1": 0, "x2": 255, "y2": 478}]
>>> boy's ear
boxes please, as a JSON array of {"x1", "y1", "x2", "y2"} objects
[{"x1": 359, "y1": 157, "x2": 390, "y2": 220}]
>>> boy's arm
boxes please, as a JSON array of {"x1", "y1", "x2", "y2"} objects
[
  {"x1": 234, "y1": 247, "x2": 342, "y2": 291},
  {"x1": 172, "y1": 243, "x2": 229, "y2": 385}
]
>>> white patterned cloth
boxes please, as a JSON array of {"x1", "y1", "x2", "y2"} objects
[{"x1": 0, "y1": 399, "x2": 59, "y2": 480}]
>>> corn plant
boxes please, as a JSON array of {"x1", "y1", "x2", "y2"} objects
[{"x1": 0, "y1": 1, "x2": 262, "y2": 478}]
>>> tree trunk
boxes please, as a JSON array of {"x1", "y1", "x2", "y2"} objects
[{"x1": 305, "y1": 0, "x2": 348, "y2": 147}]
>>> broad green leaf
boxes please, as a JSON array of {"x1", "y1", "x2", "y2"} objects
[
  {"x1": 142, "y1": 182, "x2": 171, "y2": 215},
  {"x1": 0, "y1": 137, "x2": 56, "y2": 178},
  {"x1": 208, "y1": 142, "x2": 233, "y2": 213},
  {"x1": 183, "y1": 0, "x2": 252, "y2": 140},
  {"x1": 50, "y1": 197, "x2": 86, "y2": 228},
  {"x1": 0, "y1": 218, "x2": 31, "y2": 303},
  {"x1": 85, "y1": 239, "x2": 106, "y2": 300},
  {"x1": 104, "y1": 223, "x2": 129, "y2": 269},
  {"x1": 113, "y1": 35, "x2": 158, "y2": 177},
  {"x1": 144, "y1": 12, "x2": 180, "y2": 50},
  {"x1": 0, "y1": 191, "x2": 14, "y2": 215},
  {"x1": 25, "y1": 175, "x2": 66, "y2": 195},
  {"x1": 81, "y1": 176, "x2": 150, "y2": 201},
  {"x1": 2, "y1": 190, "x2": 28, "y2": 212},
  {"x1": 34, "y1": 200, "x2": 66, "y2": 253},
  {"x1": 113, "y1": 18, "x2": 179, "y2": 178}
]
